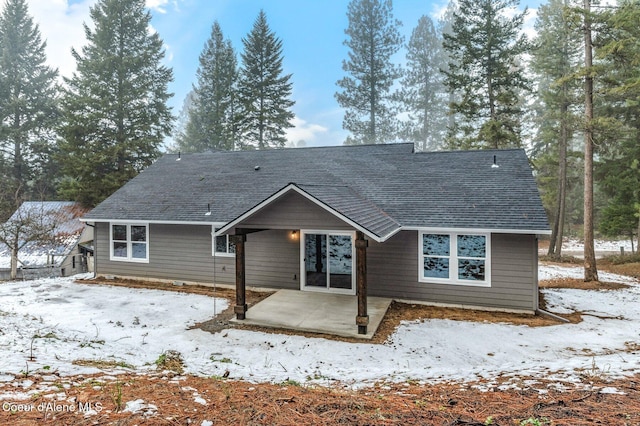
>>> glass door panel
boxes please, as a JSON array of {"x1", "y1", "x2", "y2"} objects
[
  {"x1": 302, "y1": 232, "x2": 354, "y2": 293},
  {"x1": 328, "y1": 234, "x2": 353, "y2": 290},
  {"x1": 304, "y1": 233, "x2": 327, "y2": 288}
]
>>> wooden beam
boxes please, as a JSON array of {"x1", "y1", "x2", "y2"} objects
[
  {"x1": 230, "y1": 234, "x2": 247, "y2": 320},
  {"x1": 355, "y1": 231, "x2": 368, "y2": 335}
]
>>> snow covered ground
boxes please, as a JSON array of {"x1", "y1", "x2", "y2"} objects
[
  {"x1": 0, "y1": 266, "x2": 638, "y2": 392},
  {"x1": 541, "y1": 237, "x2": 636, "y2": 258}
]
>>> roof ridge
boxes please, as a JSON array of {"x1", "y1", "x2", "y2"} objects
[{"x1": 163, "y1": 142, "x2": 414, "y2": 156}]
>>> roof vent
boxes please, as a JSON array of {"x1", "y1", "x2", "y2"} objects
[
  {"x1": 205, "y1": 203, "x2": 211, "y2": 216},
  {"x1": 491, "y1": 155, "x2": 499, "y2": 169},
  {"x1": 176, "y1": 151, "x2": 181, "y2": 161},
  {"x1": 254, "y1": 165, "x2": 260, "y2": 171}
]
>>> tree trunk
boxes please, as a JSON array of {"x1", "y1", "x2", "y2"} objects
[
  {"x1": 583, "y1": 0, "x2": 598, "y2": 282},
  {"x1": 547, "y1": 96, "x2": 569, "y2": 259},
  {"x1": 636, "y1": 215, "x2": 640, "y2": 254},
  {"x1": 10, "y1": 246, "x2": 18, "y2": 280}
]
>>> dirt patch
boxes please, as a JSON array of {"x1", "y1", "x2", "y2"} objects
[
  {"x1": 539, "y1": 277, "x2": 630, "y2": 290},
  {"x1": 1, "y1": 372, "x2": 638, "y2": 425},
  {"x1": 600, "y1": 261, "x2": 640, "y2": 280}
]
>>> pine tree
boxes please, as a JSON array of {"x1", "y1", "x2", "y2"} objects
[
  {"x1": 531, "y1": 0, "x2": 583, "y2": 258},
  {"x1": 237, "y1": 10, "x2": 294, "y2": 150},
  {"x1": 57, "y1": 0, "x2": 173, "y2": 207},
  {"x1": 335, "y1": 0, "x2": 403, "y2": 145},
  {"x1": 439, "y1": 1, "x2": 462, "y2": 142},
  {"x1": 178, "y1": 21, "x2": 237, "y2": 152},
  {"x1": 0, "y1": 0, "x2": 59, "y2": 202},
  {"x1": 443, "y1": 0, "x2": 529, "y2": 149},
  {"x1": 595, "y1": 0, "x2": 640, "y2": 252},
  {"x1": 582, "y1": 0, "x2": 598, "y2": 282},
  {"x1": 168, "y1": 90, "x2": 195, "y2": 153},
  {"x1": 399, "y1": 15, "x2": 447, "y2": 151}
]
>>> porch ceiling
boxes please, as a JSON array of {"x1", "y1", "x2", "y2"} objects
[{"x1": 230, "y1": 289, "x2": 392, "y2": 340}]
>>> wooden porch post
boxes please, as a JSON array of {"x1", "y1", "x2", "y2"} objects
[
  {"x1": 231, "y1": 234, "x2": 247, "y2": 320},
  {"x1": 355, "y1": 231, "x2": 369, "y2": 335}
]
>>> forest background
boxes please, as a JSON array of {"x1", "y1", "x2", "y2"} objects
[{"x1": 1, "y1": 0, "x2": 639, "y2": 282}]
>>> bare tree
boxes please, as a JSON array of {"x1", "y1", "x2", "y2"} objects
[{"x1": 0, "y1": 201, "x2": 57, "y2": 280}]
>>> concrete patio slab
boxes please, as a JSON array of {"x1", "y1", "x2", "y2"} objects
[{"x1": 230, "y1": 290, "x2": 392, "y2": 340}]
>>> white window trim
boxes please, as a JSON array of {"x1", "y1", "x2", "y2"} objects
[
  {"x1": 418, "y1": 231, "x2": 491, "y2": 287},
  {"x1": 109, "y1": 222, "x2": 149, "y2": 263},
  {"x1": 300, "y1": 230, "x2": 356, "y2": 296},
  {"x1": 212, "y1": 226, "x2": 235, "y2": 257}
]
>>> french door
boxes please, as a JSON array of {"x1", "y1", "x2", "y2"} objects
[{"x1": 301, "y1": 231, "x2": 355, "y2": 295}]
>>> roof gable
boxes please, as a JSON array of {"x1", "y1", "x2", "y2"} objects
[{"x1": 217, "y1": 183, "x2": 402, "y2": 242}]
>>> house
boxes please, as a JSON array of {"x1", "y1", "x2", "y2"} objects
[
  {"x1": 0, "y1": 201, "x2": 93, "y2": 280},
  {"x1": 82, "y1": 143, "x2": 549, "y2": 334}
]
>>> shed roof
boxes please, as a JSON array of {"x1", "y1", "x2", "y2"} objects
[{"x1": 83, "y1": 143, "x2": 549, "y2": 239}]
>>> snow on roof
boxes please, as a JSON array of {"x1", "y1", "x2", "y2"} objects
[{"x1": 0, "y1": 201, "x2": 90, "y2": 269}]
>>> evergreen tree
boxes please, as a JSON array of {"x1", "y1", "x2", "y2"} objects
[
  {"x1": 439, "y1": 1, "x2": 462, "y2": 142},
  {"x1": 0, "y1": 0, "x2": 59, "y2": 203},
  {"x1": 595, "y1": 0, "x2": 640, "y2": 250},
  {"x1": 531, "y1": 0, "x2": 583, "y2": 258},
  {"x1": 168, "y1": 90, "x2": 195, "y2": 153},
  {"x1": 335, "y1": 0, "x2": 403, "y2": 145},
  {"x1": 57, "y1": 0, "x2": 173, "y2": 207},
  {"x1": 237, "y1": 10, "x2": 294, "y2": 149},
  {"x1": 581, "y1": 0, "x2": 598, "y2": 282},
  {"x1": 399, "y1": 15, "x2": 447, "y2": 151},
  {"x1": 178, "y1": 21, "x2": 237, "y2": 152},
  {"x1": 443, "y1": 0, "x2": 529, "y2": 149}
]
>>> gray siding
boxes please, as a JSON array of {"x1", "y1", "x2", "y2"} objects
[
  {"x1": 246, "y1": 230, "x2": 300, "y2": 289},
  {"x1": 95, "y1": 223, "x2": 300, "y2": 289},
  {"x1": 95, "y1": 208, "x2": 538, "y2": 311},
  {"x1": 367, "y1": 231, "x2": 538, "y2": 311},
  {"x1": 240, "y1": 191, "x2": 353, "y2": 230},
  {"x1": 96, "y1": 222, "x2": 220, "y2": 283}
]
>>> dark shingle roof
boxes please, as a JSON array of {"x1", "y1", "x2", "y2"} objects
[{"x1": 84, "y1": 143, "x2": 549, "y2": 240}]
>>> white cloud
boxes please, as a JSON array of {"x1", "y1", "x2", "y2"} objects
[
  {"x1": 4, "y1": 0, "x2": 96, "y2": 79},
  {"x1": 146, "y1": 0, "x2": 181, "y2": 14},
  {"x1": 522, "y1": 7, "x2": 538, "y2": 41},
  {"x1": 146, "y1": 0, "x2": 168, "y2": 13},
  {"x1": 286, "y1": 116, "x2": 328, "y2": 147},
  {"x1": 2, "y1": 1, "x2": 180, "y2": 79}
]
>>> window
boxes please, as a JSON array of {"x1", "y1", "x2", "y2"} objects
[
  {"x1": 213, "y1": 228, "x2": 235, "y2": 256},
  {"x1": 419, "y1": 232, "x2": 490, "y2": 286},
  {"x1": 110, "y1": 223, "x2": 148, "y2": 262}
]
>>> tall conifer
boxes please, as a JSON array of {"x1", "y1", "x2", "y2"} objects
[
  {"x1": 399, "y1": 15, "x2": 447, "y2": 151},
  {"x1": 336, "y1": 0, "x2": 403, "y2": 145},
  {"x1": 58, "y1": 0, "x2": 173, "y2": 206},
  {"x1": 531, "y1": 0, "x2": 583, "y2": 258},
  {"x1": 0, "y1": 0, "x2": 58, "y2": 204},
  {"x1": 178, "y1": 21, "x2": 237, "y2": 152},
  {"x1": 237, "y1": 10, "x2": 294, "y2": 149},
  {"x1": 443, "y1": 0, "x2": 529, "y2": 149}
]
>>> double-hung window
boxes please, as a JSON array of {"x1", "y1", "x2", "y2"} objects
[
  {"x1": 110, "y1": 223, "x2": 149, "y2": 262},
  {"x1": 419, "y1": 232, "x2": 490, "y2": 286},
  {"x1": 213, "y1": 228, "x2": 235, "y2": 256}
]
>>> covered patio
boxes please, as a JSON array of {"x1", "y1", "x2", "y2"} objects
[{"x1": 230, "y1": 289, "x2": 392, "y2": 340}]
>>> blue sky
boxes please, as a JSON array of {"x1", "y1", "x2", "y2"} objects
[
  {"x1": 19, "y1": 0, "x2": 540, "y2": 147},
  {"x1": 152, "y1": 0, "x2": 458, "y2": 146}
]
